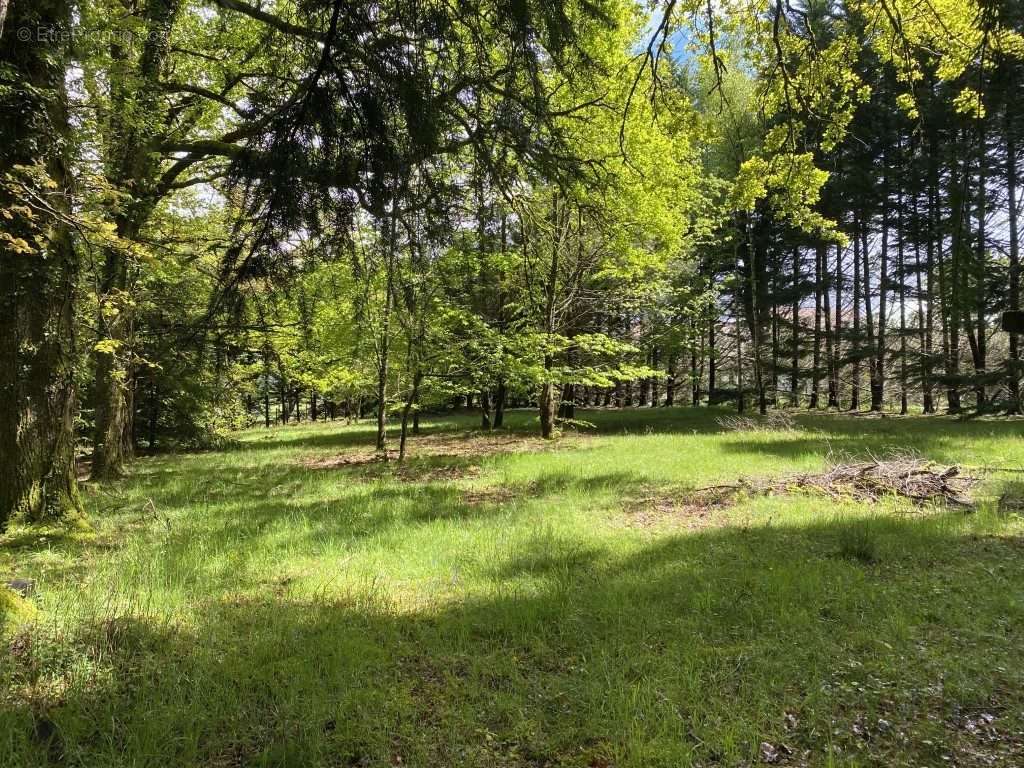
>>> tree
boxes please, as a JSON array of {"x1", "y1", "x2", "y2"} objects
[{"x1": 0, "y1": 0, "x2": 83, "y2": 527}]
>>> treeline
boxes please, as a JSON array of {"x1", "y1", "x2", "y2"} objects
[{"x1": 630, "y1": 0, "x2": 1024, "y2": 416}]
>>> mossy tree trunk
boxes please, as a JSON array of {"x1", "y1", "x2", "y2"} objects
[
  {"x1": 90, "y1": 0, "x2": 179, "y2": 480},
  {"x1": 0, "y1": 0, "x2": 82, "y2": 529}
]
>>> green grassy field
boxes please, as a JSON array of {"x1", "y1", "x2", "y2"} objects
[{"x1": 2, "y1": 407, "x2": 1024, "y2": 767}]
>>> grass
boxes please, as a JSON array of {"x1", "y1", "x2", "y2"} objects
[{"x1": 2, "y1": 406, "x2": 1024, "y2": 767}]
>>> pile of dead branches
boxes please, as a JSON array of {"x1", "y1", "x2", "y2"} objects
[
  {"x1": 782, "y1": 457, "x2": 977, "y2": 507},
  {"x1": 716, "y1": 411, "x2": 797, "y2": 433},
  {"x1": 696, "y1": 456, "x2": 979, "y2": 508}
]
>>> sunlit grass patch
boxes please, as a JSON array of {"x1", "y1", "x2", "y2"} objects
[{"x1": 2, "y1": 408, "x2": 1024, "y2": 767}]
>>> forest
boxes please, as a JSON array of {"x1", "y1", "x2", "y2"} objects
[{"x1": 2, "y1": 0, "x2": 1024, "y2": 766}]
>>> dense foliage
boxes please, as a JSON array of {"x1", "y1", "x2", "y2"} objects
[{"x1": 1, "y1": 0, "x2": 1021, "y2": 527}]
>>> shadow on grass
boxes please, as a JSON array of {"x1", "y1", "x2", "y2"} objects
[
  {"x1": 225, "y1": 408, "x2": 729, "y2": 457},
  {"x1": 4, "y1": 511, "x2": 1023, "y2": 768},
  {"x1": 676, "y1": 412, "x2": 1024, "y2": 467},
  {"x1": 149, "y1": 469, "x2": 656, "y2": 590},
  {"x1": 228, "y1": 411, "x2": 546, "y2": 454},
  {"x1": 173, "y1": 408, "x2": 1024, "y2": 498},
  {"x1": 6, "y1": 408, "x2": 1024, "y2": 766}
]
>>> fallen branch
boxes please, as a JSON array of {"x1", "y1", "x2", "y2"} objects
[
  {"x1": 693, "y1": 456, "x2": 979, "y2": 509},
  {"x1": 716, "y1": 411, "x2": 797, "y2": 433}
]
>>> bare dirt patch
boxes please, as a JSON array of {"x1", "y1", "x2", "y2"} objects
[
  {"x1": 461, "y1": 487, "x2": 517, "y2": 506},
  {"x1": 624, "y1": 485, "x2": 739, "y2": 529},
  {"x1": 301, "y1": 432, "x2": 590, "y2": 473}
]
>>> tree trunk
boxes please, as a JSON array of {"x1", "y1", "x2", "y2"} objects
[
  {"x1": 91, "y1": 245, "x2": 135, "y2": 479},
  {"x1": 690, "y1": 322, "x2": 701, "y2": 406},
  {"x1": 851, "y1": 215, "x2": 862, "y2": 411},
  {"x1": 1008, "y1": 111, "x2": 1021, "y2": 413},
  {"x1": 650, "y1": 346, "x2": 660, "y2": 406},
  {"x1": 972, "y1": 117, "x2": 987, "y2": 409},
  {"x1": 735, "y1": 313, "x2": 745, "y2": 414},
  {"x1": 831, "y1": 242, "x2": 843, "y2": 408},
  {"x1": 790, "y1": 247, "x2": 800, "y2": 407},
  {"x1": 862, "y1": 226, "x2": 877, "y2": 411},
  {"x1": 376, "y1": 205, "x2": 397, "y2": 455},
  {"x1": 912, "y1": 188, "x2": 934, "y2": 413},
  {"x1": 639, "y1": 349, "x2": 651, "y2": 407},
  {"x1": 823, "y1": 244, "x2": 835, "y2": 409},
  {"x1": 147, "y1": 381, "x2": 159, "y2": 450},
  {"x1": 810, "y1": 244, "x2": 823, "y2": 409},
  {"x1": 559, "y1": 383, "x2": 576, "y2": 419},
  {"x1": 398, "y1": 370, "x2": 422, "y2": 462},
  {"x1": 539, "y1": 194, "x2": 561, "y2": 439},
  {"x1": 0, "y1": 0, "x2": 82, "y2": 527},
  {"x1": 926, "y1": 103, "x2": 941, "y2": 413},
  {"x1": 539, "y1": 380, "x2": 557, "y2": 437},
  {"x1": 480, "y1": 389, "x2": 493, "y2": 429},
  {"x1": 493, "y1": 381, "x2": 507, "y2": 428},
  {"x1": 263, "y1": 369, "x2": 271, "y2": 428},
  {"x1": 872, "y1": 158, "x2": 890, "y2": 412},
  {"x1": 708, "y1": 314, "x2": 717, "y2": 402},
  {"x1": 945, "y1": 136, "x2": 966, "y2": 414},
  {"x1": 279, "y1": 377, "x2": 289, "y2": 424},
  {"x1": 739, "y1": 213, "x2": 768, "y2": 414},
  {"x1": 770, "y1": 253, "x2": 781, "y2": 407},
  {"x1": 897, "y1": 182, "x2": 909, "y2": 415},
  {"x1": 90, "y1": 0, "x2": 178, "y2": 480}
]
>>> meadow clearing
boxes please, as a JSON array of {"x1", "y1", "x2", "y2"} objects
[{"x1": 2, "y1": 408, "x2": 1023, "y2": 767}]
